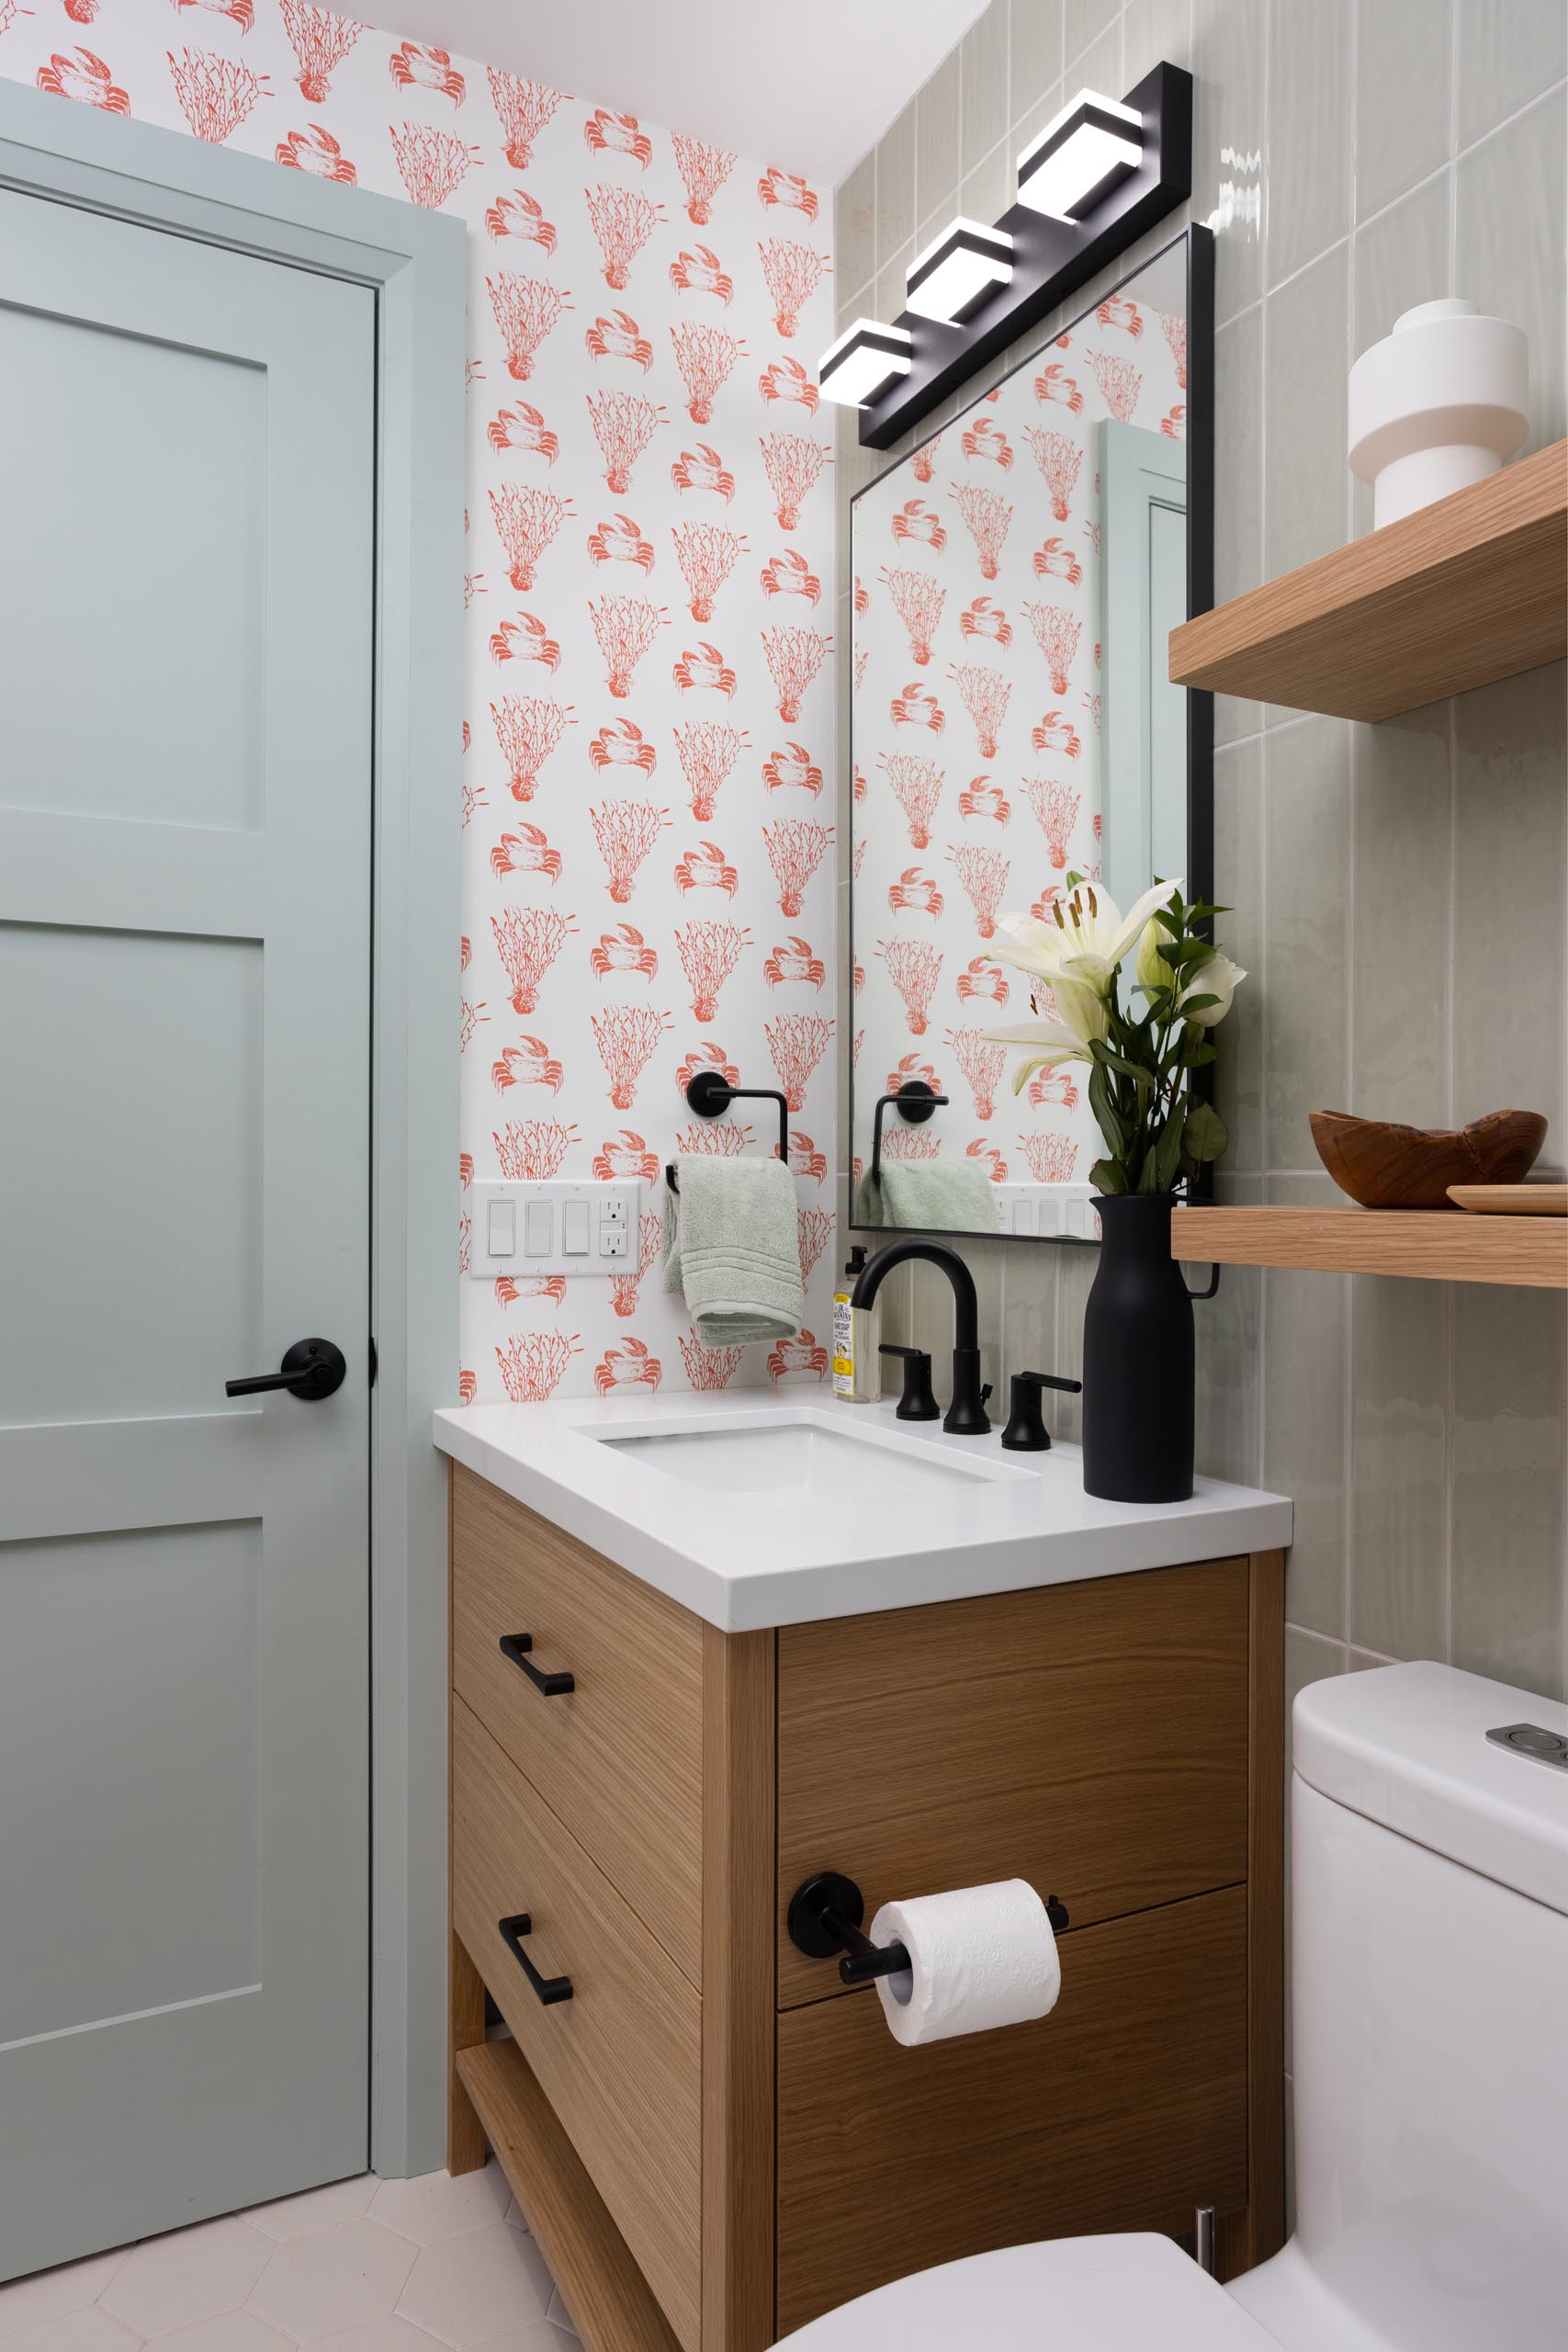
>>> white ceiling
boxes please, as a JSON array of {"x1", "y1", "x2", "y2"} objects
[{"x1": 367, "y1": 0, "x2": 991, "y2": 186}]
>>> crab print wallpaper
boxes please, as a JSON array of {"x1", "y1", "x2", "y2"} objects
[
  {"x1": 4, "y1": 4, "x2": 836, "y2": 1401},
  {"x1": 850, "y1": 254, "x2": 1187, "y2": 1216}
]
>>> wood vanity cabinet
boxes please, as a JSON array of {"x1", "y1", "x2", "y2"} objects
[{"x1": 448, "y1": 1463, "x2": 1285, "y2": 2352}]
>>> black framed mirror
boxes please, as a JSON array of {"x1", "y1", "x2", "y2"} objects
[{"x1": 849, "y1": 224, "x2": 1213, "y2": 1240}]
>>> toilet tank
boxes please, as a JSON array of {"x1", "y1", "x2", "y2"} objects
[{"x1": 1238, "y1": 1661, "x2": 1568, "y2": 2352}]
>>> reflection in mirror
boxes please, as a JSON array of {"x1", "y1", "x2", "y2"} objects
[{"x1": 850, "y1": 234, "x2": 1206, "y2": 1239}]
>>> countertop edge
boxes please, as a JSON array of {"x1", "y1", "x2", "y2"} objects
[{"x1": 433, "y1": 1406, "x2": 1293, "y2": 1633}]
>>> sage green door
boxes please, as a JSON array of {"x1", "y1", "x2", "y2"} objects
[{"x1": 0, "y1": 186, "x2": 374, "y2": 2276}]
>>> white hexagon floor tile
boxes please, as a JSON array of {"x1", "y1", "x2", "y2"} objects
[
  {"x1": 367, "y1": 2168, "x2": 510, "y2": 2247},
  {"x1": 0, "y1": 2312, "x2": 141, "y2": 2352},
  {"x1": 0, "y1": 2170, "x2": 581, "y2": 2352},
  {"x1": 396, "y1": 2225, "x2": 555, "y2": 2347},
  {"x1": 102, "y1": 2221, "x2": 273, "y2": 2338},
  {"x1": 0, "y1": 2256, "x2": 125, "y2": 2343},
  {"x1": 246, "y1": 2220, "x2": 417, "y2": 2342}
]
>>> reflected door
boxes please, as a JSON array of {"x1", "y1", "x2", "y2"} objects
[{"x1": 0, "y1": 187, "x2": 374, "y2": 2274}]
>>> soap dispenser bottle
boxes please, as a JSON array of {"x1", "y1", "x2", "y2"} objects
[{"x1": 832, "y1": 1245, "x2": 881, "y2": 1402}]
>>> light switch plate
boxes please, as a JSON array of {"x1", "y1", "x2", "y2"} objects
[
  {"x1": 992, "y1": 1182, "x2": 1100, "y2": 1238},
  {"x1": 468, "y1": 1181, "x2": 641, "y2": 1278}
]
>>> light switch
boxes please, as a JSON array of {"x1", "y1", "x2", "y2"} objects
[
  {"x1": 524, "y1": 1202, "x2": 553, "y2": 1257},
  {"x1": 561, "y1": 1200, "x2": 591, "y2": 1256},
  {"x1": 488, "y1": 1199, "x2": 516, "y2": 1259}
]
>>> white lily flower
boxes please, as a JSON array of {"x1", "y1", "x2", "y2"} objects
[
  {"x1": 1135, "y1": 918, "x2": 1245, "y2": 1028},
  {"x1": 1182, "y1": 952, "x2": 1246, "y2": 1028},
  {"x1": 978, "y1": 1014, "x2": 1093, "y2": 1093},
  {"x1": 992, "y1": 876, "x2": 1183, "y2": 1000}
]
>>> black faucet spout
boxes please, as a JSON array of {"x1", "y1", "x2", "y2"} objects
[{"x1": 851, "y1": 1237, "x2": 989, "y2": 1434}]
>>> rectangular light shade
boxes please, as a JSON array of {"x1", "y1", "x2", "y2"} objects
[
  {"x1": 905, "y1": 218, "x2": 1014, "y2": 324},
  {"x1": 1017, "y1": 90, "x2": 1143, "y2": 220},
  {"x1": 818, "y1": 318, "x2": 913, "y2": 408}
]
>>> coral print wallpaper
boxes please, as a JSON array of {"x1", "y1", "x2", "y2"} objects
[
  {"x1": 851, "y1": 278, "x2": 1185, "y2": 1193},
  {"x1": 4, "y1": 1, "x2": 836, "y2": 1401}
]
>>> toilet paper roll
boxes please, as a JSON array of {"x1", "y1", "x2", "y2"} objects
[{"x1": 870, "y1": 1879, "x2": 1061, "y2": 2048}]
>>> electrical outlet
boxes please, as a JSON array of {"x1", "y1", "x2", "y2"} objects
[{"x1": 468, "y1": 1181, "x2": 641, "y2": 1278}]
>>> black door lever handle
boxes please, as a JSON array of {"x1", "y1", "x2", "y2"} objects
[{"x1": 226, "y1": 1339, "x2": 347, "y2": 1401}]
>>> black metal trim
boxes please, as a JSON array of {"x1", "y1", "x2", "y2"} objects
[{"x1": 854, "y1": 63, "x2": 1191, "y2": 450}]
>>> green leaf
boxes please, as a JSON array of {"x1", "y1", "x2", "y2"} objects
[
  {"x1": 1183, "y1": 1041, "x2": 1218, "y2": 1069},
  {"x1": 1099, "y1": 1052, "x2": 1154, "y2": 1091},
  {"x1": 1179, "y1": 993, "x2": 1221, "y2": 1017},
  {"x1": 1153, "y1": 1104, "x2": 1188, "y2": 1191},
  {"x1": 1089, "y1": 1157, "x2": 1127, "y2": 1196},
  {"x1": 1184, "y1": 1099, "x2": 1231, "y2": 1163},
  {"x1": 1135, "y1": 1148, "x2": 1167, "y2": 1193},
  {"x1": 1089, "y1": 1062, "x2": 1129, "y2": 1153}
]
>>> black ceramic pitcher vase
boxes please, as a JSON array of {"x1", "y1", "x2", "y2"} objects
[{"x1": 1081, "y1": 1193, "x2": 1212, "y2": 1503}]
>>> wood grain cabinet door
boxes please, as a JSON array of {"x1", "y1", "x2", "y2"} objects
[
  {"x1": 452, "y1": 1700, "x2": 703, "y2": 2352},
  {"x1": 776, "y1": 1885, "x2": 1248, "y2": 2336},
  {"x1": 451, "y1": 1467, "x2": 704, "y2": 1976},
  {"x1": 776, "y1": 1558, "x2": 1249, "y2": 2007}
]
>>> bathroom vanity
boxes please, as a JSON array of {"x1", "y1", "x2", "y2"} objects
[{"x1": 435, "y1": 1396, "x2": 1292, "y2": 2352}]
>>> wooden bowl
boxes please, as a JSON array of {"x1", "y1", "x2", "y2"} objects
[{"x1": 1310, "y1": 1108, "x2": 1548, "y2": 1210}]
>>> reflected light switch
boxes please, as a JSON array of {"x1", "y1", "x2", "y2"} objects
[
  {"x1": 487, "y1": 1199, "x2": 515, "y2": 1259},
  {"x1": 561, "y1": 1200, "x2": 591, "y2": 1255}
]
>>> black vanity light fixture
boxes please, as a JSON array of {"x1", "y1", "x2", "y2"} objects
[
  {"x1": 817, "y1": 317, "x2": 913, "y2": 409},
  {"x1": 1015, "y1": 90, "x2": 1145, "y2": 220},
  {"x1": 821, "y1": 61, "x2": 1192, "y2": 448},
  {"x1": 904, "y1": 218, "x2": 1014, "y2": 323}
]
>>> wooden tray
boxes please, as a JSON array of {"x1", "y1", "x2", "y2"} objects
[{"x1": 1449, "y1": 1184, "x2": 1568, "y2": 1216}]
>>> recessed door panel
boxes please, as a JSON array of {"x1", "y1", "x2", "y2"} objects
[
  {"x1": 0, "y1": 924, "x2": 263, "y2": 1426},
  {"x1": 2, "y1": 302, "x2": 266, "y2": 831}
]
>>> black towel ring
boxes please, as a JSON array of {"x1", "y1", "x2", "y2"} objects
[
  {"x1": 869, "y1": 1080, "x2": 950, "y2": 1185},
  {"x1": 666, "y1": 1070, "x2": 791, "y2": 1193}
]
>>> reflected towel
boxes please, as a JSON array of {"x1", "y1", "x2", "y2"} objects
[
  {"x1": 661, "y1": 1155, "x2": 804, "y2": 1347},
  {"x1": 854, "y1": 1161, "x2": 1001, "y2": 1232}
]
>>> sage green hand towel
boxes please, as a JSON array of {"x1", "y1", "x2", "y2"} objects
[
  {"x1": 853, "y1": 1159, "x2": 1001, "y2": 1233},
  {"x1": 662, "y1": 1155, "x2": 804, "y2": 1347}
]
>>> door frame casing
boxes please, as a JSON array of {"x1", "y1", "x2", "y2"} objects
[{"x1": 0, "y1": 84, "x2": 464, "y2": 2179}]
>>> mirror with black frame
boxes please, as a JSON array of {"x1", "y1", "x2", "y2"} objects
[{"x1": 849, "y1": 229, "x2": 1212, "y2": 1240}]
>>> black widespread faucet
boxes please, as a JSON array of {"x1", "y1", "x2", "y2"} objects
[{"x1": 850, "y1": 1237, "x2": 992, "y2": 1435}]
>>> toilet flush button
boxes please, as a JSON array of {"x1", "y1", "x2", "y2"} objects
[{"x1": 1486, "y1": 1723, "x2": 1568, "y2": 1770}]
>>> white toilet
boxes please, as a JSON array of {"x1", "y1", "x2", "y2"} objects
[{"x1": 778, "y1": 1661, "x2": 1568, "y2": 2351}]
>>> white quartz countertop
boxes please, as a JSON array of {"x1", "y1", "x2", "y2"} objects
[{"x1": 433, "y1": 1391, "x2": 1292, "y2": 1633}]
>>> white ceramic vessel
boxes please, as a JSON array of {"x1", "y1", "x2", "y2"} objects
[
  {"x1": 1348, "y1": 298, "x2": 1529, "y2": 527},
  {"x1": 779, "y1": 1660, "x2": 1568, "y2": 2351}
]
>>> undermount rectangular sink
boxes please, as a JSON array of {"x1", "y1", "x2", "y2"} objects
[{"x1": 592, "y1": 1411, "x2": 1027, "y2": 1502}]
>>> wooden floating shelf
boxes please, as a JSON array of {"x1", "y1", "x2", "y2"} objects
[
  {"x1": 1169, "y1": 439, "x2": 1567, "y2": 721},
  {"x1": 1171, "y1": 1204, "x2": 1568, "y2": 1289}
]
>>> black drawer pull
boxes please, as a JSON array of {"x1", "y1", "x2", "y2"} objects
[
  {"x1": 499, "y1": 1632, "x2": 575, "y2": 1697},
  {"x1": 498, "y1": 1911, "x2": 574, "y2": 2005}
]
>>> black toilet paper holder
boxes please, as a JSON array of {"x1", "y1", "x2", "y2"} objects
[{"x1": 787, "y1": 1871, "x2": 1068, "y2": 1989}]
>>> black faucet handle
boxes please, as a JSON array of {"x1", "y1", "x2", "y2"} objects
[
  {"x1": 878, "y1": 1343, "x2": 941, "y2": 1423},
  {"x1": 1000, "y1": 1368, "x2": 1083, "y2": 1452}
]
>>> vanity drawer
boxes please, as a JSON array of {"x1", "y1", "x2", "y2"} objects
[
  {"x1": 451, "y1": 1464, "x2": 704, "y2": 1973},
  {"x1": 452, "y1": 1696, "x2": 702, "y2": 2352},
  {"x1": 776, "y1": 1556, "x2": 1249, "y2": 2007},
  {"x1": 776, "y1": 1883, "x2": 1247, "y2": 2335}
]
